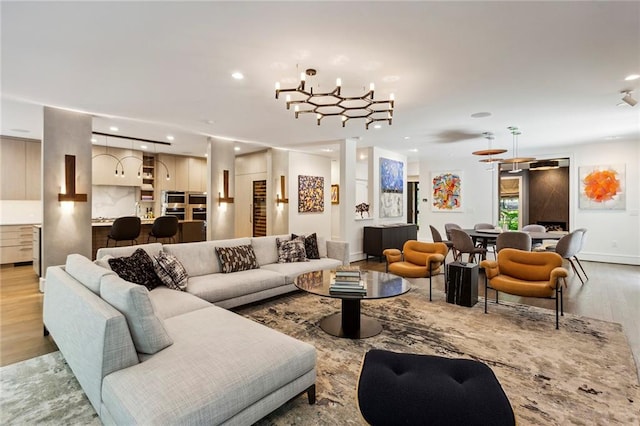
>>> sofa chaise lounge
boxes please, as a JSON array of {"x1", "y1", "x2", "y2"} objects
[{"x1": 43, "y1": 234, "x2": 349, "y2": 424}]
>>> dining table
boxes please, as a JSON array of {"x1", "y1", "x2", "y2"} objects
[{"x1": 463, "y1": 228, "x2": 565, "y2": 250}]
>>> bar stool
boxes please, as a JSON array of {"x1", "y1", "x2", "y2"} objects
[
  {"x1": 147, "y1": 215, "x2": 179, "y2": 244},
  {"x1": 106, "y1": 216, "x2": 141, "y2": 247}
]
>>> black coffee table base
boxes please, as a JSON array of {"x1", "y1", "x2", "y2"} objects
[{"x1": 319, "y1": 299, "x2": 383, "y2": 339}]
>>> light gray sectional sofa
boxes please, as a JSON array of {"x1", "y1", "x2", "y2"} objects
[{"x1": 43, "y1": 235, "x2": 349, "y2": 425}]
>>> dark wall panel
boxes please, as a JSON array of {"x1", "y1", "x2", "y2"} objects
[{"x1": 528, "y1": 167, "x2": 569, "y2": 230}]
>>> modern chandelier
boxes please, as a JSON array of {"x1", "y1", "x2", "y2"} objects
[{"x1": 275, "y1": 68, "x2": 394, "y2": 129}]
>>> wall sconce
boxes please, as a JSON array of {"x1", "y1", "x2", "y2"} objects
[
  {"x1": 276, "y1": 175, "x2": 289, "y2": 204},
  {"x1": 218, "y1": 169, "x2": 234, "y2": 205},
  {"x1": 58, "y1": 155, "x2": 87, "y2": 202}
]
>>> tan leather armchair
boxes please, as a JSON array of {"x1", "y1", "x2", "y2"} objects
[
  {"x1": 480, "y1": 248, "x2": 569, "y2": 329},
  {"x1": 383, "y1": 240, "x2": 448, "y2": 301}
]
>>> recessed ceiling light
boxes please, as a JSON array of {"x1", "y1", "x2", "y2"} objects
[
  {"x1": 231, "y1": 72, "x2": 244, "y2": 80},
  {"x1": 404, "y1": 136, "x2": 410, "y2": 140},
  {"x1": 624, "y1": 74, "x2": 640, "y2": 81},
  {"x1": 204, "y1": 153, "x2": 208, "y2": 157},
  {"x1": 234, "y1": 147, "x2": 241, "y2": 151},
  {"x1": 409, "y1": 148, "x2": 418, "y2": 152},
  {"x1": 321, "y1": 148, "x2": 334, "y2": 152},
  {"x1": 374, "y1": 124, "x2": 382, "y2": 129},
  {"x1": 140, "y1": 145, "x2": 148, "y2": 149},
  {"x1": 471, "y1": 112, "x2": 492, "y2": 118},
  {"x1": 604, "y1": 136, "x2": 621, "y2": 140},
  {"x1": 90, "y1": 137, "x2": 97, "y2": 143},
  {"x1": 109, "y1": 126, "x2": 119, "y2": 132},
  {"x1": 166, "y1": 135, "x2": 175, "y2": 141}
]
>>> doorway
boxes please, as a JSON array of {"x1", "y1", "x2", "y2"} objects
[
  {"x1": 498, "y1": 158, "x2": 570, "y2": 231},
  {"x1": 407, "y1": 181, "x2": 419, "y2": 228}
]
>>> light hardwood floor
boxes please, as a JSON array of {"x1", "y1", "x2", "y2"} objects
[{"x1": 1, "y1": 259, "x2": 639, "y2": 378}]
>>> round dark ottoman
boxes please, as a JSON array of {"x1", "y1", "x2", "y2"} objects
[{"x1": 357, "y1": 349, "x2": 515, "y2": 425}]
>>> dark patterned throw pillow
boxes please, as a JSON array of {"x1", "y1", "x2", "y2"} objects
[
  {"x1": 278, "y1": 237, "x2": 308, "y2": 263},
  {"x1": 108, "y1": 248, "x2": 162, "y2": 291},
  {"x1": 154, "y1": 251, "x2": 189, "y2": 291},
  {"x1": 215, "y1": 245, "x2": 260, "y2": 273},
  {"x1": 292, "y1": 233, "x2": 320, "y2": 259}
]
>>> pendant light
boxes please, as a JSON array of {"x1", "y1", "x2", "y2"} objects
[{"x1": 501, "y1": 126, "x2": 535, "y2": 173}]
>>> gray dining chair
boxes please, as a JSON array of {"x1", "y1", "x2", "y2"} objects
[
  {"x1": 430, "y1": 225, "x2": 454, "y2": 254},
  {"x1": 572, "y1": 228, "x2": 589, "y2": 281},
  {"x1": 473, "y1": 223, "x2": 494, "y2": 230},
  {"x1": 496, "y1": 232, "x2": 532, "y2": 253},
  {"x1": 473, "y1": 223, "x2": 497, "y2": 257},
  {"x1": 444, "y1": 223, "x2": 462, "y2": 241},
  {"x1": 450, "y1": 229, "x2": 486, "y2": 263},
  {"x1": 522, "y1": 224, "x2": 546, "y2": 233},
  {"x1": 547, "y1": 230, "x2": 586, "y2": 284}
]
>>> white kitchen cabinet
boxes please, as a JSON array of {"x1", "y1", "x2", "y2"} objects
[
  {"x1": 188, "y1": 157, "x2": 206, "y2": 192},
  {"x1": 175, "y1": 156, "x2": 189, "y2": 191},
  {"x1": 25, "y1": 140, "x2": 41, "y2": 200},
  {"x1": 1, "y1": 136, "x2": 41, "y2": 200},
  {"x1": 0, "y1": 224, "x2": 34, "y2": 264}
]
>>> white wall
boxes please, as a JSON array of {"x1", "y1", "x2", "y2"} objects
[
  {"x1": 342, "y1": 146, "x2": 408, "y2": 261},
  {"x1": 288, "y1": 151, "x2": 332, "y2": 239},
  {"x1": 528, "y1": 139, "x2": 639, "y2": 265},
  {"x1": 418, "y1": 155, "x2": 497, "y2": 242},
  {"x1": 419, "y1": 138, "x2": 639, "y2": 265}
]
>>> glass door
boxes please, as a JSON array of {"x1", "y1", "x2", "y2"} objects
[{"x1": 499, "y1": 176, "x2": 522, "y2": 230}]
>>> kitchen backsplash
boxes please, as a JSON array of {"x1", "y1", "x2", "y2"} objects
[
  {"x1": 92, "y1": 186, "x2": 136, "y2": 218},
  {"x1": 0, "y1": 200, "x2": 42, "y2": 225}
]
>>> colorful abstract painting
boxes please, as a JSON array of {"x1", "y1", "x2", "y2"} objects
[
  {"x1": 380, "y1": 158, "x2": 403, "y2": 218},
  {"x1": 298, "y1": 175, "x2": 325, "y2": 213},
  {"x1": 579, "y1": 164, "x2": 625, "y2": 210},
  {"x1": 431, "y1": 171, "x2": 463, "y2": 212}
]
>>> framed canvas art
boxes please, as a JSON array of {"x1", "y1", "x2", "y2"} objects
[
  {"x1": 379, "y1": 157, "x2": 403, "y2": 218},
  {"x1": 579, "y1": 164, "x2": 625, "y2": 210},
  {"x1": 298, "y1": 175, "x2": 324, "y2": 213},
  {"x1": 431, "y1": 171, "x2": 463, "y2": 212},
  {"x1": 331, "y1": 184, "x2": 339, "y2": 204}
]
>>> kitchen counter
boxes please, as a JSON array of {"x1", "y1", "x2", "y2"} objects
[{"x1": 91, "y1": 219, "x2": 205, "y2": 260}]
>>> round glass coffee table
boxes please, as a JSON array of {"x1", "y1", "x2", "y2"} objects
[{"x1": 294, "y1": 270, "x2": 410, "y2": 339}]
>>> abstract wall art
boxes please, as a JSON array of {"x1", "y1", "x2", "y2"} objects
[
  {"x1": 431, "y1": 171, "x2": 463, "y2": 212},
  {"x1": 579, "y1": 164, "x2": 625, "y2": 210},
  {"x1": 379, "y1": 157, "x2": 403, "y2": 218},
  {"x1": 298, "y1": 175, "x2": 325, "y2": 213}
]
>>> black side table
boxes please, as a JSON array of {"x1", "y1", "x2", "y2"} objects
[{"x1": 446, "y1": 262, "x2": 478, "y2": 307}]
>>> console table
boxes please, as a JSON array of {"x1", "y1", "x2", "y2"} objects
[{"x1": 363, "y1": 224, "x2": 417, "y2": 260}]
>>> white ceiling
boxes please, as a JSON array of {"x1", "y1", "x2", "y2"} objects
[{"x1": 1, "y1": 1, "x2": 639, "y2": 160}]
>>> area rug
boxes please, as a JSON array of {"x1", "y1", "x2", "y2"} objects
[{"x1": 1, "y1": 281, "x2": 638, "y2": 425}]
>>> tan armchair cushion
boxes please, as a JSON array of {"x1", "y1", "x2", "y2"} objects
[
  {"x1": 384, "y1": 241, "x2": 447, "y2": 278},
  {"x1": 480, "y1": 249, "x2": 568, "y2": 298}
]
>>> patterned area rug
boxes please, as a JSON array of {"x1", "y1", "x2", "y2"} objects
[{"x1": 1, "y1": 280, "x2": 638, "y2": 425}]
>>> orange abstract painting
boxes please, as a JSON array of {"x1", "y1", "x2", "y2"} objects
[{"x1": 579, "y1": 165, "x2": 625, "y2": 210}]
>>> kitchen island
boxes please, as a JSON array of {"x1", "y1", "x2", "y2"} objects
[{"x1": 91, "y1": 219, "x2": 205, "y2": 260}]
